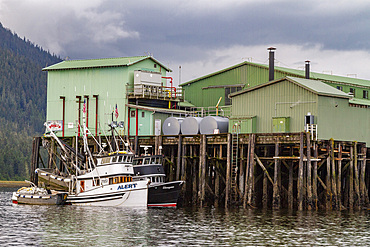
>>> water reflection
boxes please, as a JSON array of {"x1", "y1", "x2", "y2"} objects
[{"x1": 1, "y1": 187, "x2": 369, "y2": 246}]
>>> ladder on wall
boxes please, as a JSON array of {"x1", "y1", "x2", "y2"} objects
[{"x1": 231, "y1": 124, "x2": 241, "y2": 201}]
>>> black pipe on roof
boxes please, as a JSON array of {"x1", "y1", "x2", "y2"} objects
[
  {"x1": 305, "y1": 60, "x2": 310, "y2": 79},
  {"x1": 268, "y1": 47, "x2": 276, "y2": 81}
]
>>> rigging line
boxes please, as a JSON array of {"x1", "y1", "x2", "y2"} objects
[{"x1": 99, "y1": 122, "x2": 114, "y2": 153}]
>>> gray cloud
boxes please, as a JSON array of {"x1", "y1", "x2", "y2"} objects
[{"x1": 1, "y1": 0, "x2": 370, "y2": 82}]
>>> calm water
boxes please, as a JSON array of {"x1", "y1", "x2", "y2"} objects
[{"x1": 1, "y1": 187, "x2": 369, "y2": 246}]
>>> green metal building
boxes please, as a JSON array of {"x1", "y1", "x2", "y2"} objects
[
  {"x1": 43, "y1": 56, "x2": 182, "y2": 137},
  {"x1": 180, "y1": 61, "x2": 370, "y2": 109},
  {"x1": 229, "y1": 76, "x2": 370, "y2": 146}
]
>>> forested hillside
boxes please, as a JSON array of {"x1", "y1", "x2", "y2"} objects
[{"x1": 0, "y1": 22, "x2": 62, "y2": 180}]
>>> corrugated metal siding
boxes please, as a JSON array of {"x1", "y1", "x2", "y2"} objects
[
  {"x1": 182, "y1": 62, "x2": 370, "y2": 108},
  {"x1": 183, "y1": 65, "x2": 248, "y2": 107},
  {"x1": 183, "y1": 64, "x2": 310, "y2": 107},
  {"x1": 46, "y1": 59, "x2": 165, "y2": 137},
  {"x1": 232, "y1": 80, "x2": 318, "y2": 133},
  {"x1": 317, "y1": 97, "x2": 370, "y2": 145}
]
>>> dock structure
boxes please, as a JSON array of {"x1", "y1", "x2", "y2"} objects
[{"x1": 31, "y1": 132, "x2": 370, "y2": 211}]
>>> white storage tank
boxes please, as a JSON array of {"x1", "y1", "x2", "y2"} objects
[
  {"x1": 181, "y1": 117, "x2": 203, "y2": 135},
  {"x1": 200, "y1": 116, "x2": 229, "y2": 134},
  {"x1": 162, "y1": 117, "x2": 184, "y2": 135}
]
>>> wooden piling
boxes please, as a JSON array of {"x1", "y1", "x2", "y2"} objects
[
  {"x1": 306, "y1": 133, "x2": 312, "y2": 210},
  {"x1": 360, "y1": 145, "x2": 367, "y2": 208},
  {"x1": 30, "y1": 137, "x2": 41, "y2": 184},
  {"x1": 199, "y1": 135, "x2": 207, "y2": 207},
  {"x1": 214, "y1": 144, "x2": 221, "y2": 208},
  {"x1": 298, "y1": 132, "x2": 304, "y2": 211},
  {"x1": 243, "y1": 134, "x2": 252, "y2": 208},
  {"x1": 326, "y1": 151, "x2": 332, "y2": 210},
  {"x1": 247, "y1": 134, "x2": 256, "y2": 207},
  {"x1": 176, "y1": 135, "x2": 182, "y2": 181},
  {"x1": 192, "y1": 145, "x2": 198, "y2": 205},
  {"x1": 337, "y1": 144, "x2": 342, "y2": 209},
  {"x1": 330, "y1": 139, "x2": 338, "y2": 210},
  {"x1": 225, "y1": 133, "x2": 231, "y2": 208},
  {"x1": 353, "y1": 142, "x2": 360, "y2": 210},
  {"x1": 313, "y1": 143, "x2": 318, "y2": 210},
  {"x1": 273, "y1": 142, "x2": 281, "y2": 210},
  {"x1": 349, "y1": 145, "x2": 354, "y2": 210}
]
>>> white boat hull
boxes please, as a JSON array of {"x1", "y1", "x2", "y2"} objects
[{"x1": 67, "y1": 180, "x2": 148, "y2": 207}]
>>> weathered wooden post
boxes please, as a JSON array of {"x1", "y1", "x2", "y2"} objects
[
  {"x1": 313, "y1": 143, "x2": 318, "y2": 210},
  {"x1": 247, "y1": 134, "x2": 255, "y2": 207},
  {"x1": 170, "y1": 146, "x2": 175, "y2": 181},
  {"x1": 330, "y1": 139, "x2": 338, "y2": 210},
  {"x1": 306, "y1": 133, "x2": 313, "y2": 210},
  {"x1": 243, "y1": 135, "x2": 251, "y2": 209},
  {"x1": 199, "y1": 134, "x2": 207, "y2": 207},
  {"x1": 326, "y1": 146, "x2": 332, "y2": 210},
  {"x1": 353, "y1": 141, "x2": 360, "y2": 210},
  {"x1": 239, "y1": 145, "x2": 245, "y2": 197},
  {"x1": 273, "y1": 142, "x2": 280, "y2": 210},
  {"x1": 214, "y1": 144, "x2": 222, "y2": 208},
  {"x1": 176, "y1": 135, "x2": 182, "y2": 181},
  {"x1": 192, "y1": 145, "x2": 198, "y2": 205},
  {"x1": 298, "y1": 132, "x2": 304, "y2": 211},
  {"x1": 30, "y1": 137, "x2": 41, "y2": 184},
  {"x1": 337, "y1": 144, "x2": 342, "y2": 209},
  {"x1": 360, "y1": 145, "x2": 367, "y2": 208},
  {"x1": 181, "y1": 144, "x2": 186, "y2": 180},
  {"x1": 349, "y1": 144, "x2": 354, "y2": 210},
  {"x1": 225, "y1": 133, "x2": 231, "y2": 208}
]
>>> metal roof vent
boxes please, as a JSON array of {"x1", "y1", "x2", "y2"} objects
[
  {"x1": 268, "y1": 47, "x2": 276, "y2": 81},
  {"x1": 305, "y1": 60, "x2": 310, "y2": 79}
]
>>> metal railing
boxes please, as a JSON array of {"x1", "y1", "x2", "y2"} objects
[
  {"x1": 126, "y1": 84, "x2": 183, "y2": 101},
  {"x1": 185, "y1": 105, "x2": 232, "y2": 117}
]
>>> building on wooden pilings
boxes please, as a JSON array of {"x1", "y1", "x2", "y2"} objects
[
  {"x1": 31, "y1": 131, "x2": 369, "y2": 211},
  {"x1": 33, "y1": 50, "x2": 369, "y2": 210}
]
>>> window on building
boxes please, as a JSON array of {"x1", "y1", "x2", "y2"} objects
[
  {"x1": 225, "y1": 86, "x2": 243, "y2": 105},
  {"x1": 349, "y1": 88, "x2": 355, "y2": 95},
  {"x1": 364, "y1": 90, "x2": 369, "y2": 99},
  {"x1": 154, "y1": 64, "x2": 157, "y2": 68},
  {"x1": 131, "y1": 110, "x2": 136, "y2": 117},
  {"x1": 336, "y1": 86, "x2": 343, "y2": 91},
  {"x1": 142, "y1": 112, "x2": 145, "y2": 118}
]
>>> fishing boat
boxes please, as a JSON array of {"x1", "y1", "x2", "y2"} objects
[
  {"x1": 12, "y1": 181, "x2": 68, "y2": 205},
  {"x1": 133, "y1": 151, "x2": 184, "y2": 207},
  {"x1": 37, "y1": 114, "x2": 149, "y2": 207}
]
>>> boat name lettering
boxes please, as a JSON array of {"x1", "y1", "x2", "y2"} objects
[
  {"x1": 117, "y1": 183, "x2": 137, "y2": 190},
  {"x1": 162, "y1": 186, "x2": 175, "y2": 190}
]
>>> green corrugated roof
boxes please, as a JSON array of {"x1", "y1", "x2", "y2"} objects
[
  {"x1": 230, "y1": 76, "x2": 351, "y2": 99},
  {"x1": 43, "y1": 56, "x2": 172, "y2": 72},
  {"x1": 179, "y1": 100, "x2": 196, "y2": 108},
  {"x1": 180, "y1": 61, "x2": 370, "y2": 88},
  {"x1": 349, "y1": 97, "x2": 370, "y2": 106},
  {"x1": 286, "y1": 77, "x2": 351, "y2": 98}
]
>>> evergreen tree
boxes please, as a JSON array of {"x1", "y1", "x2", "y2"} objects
[{"x1": 0, "y1": 22, "x2": 62, "y2": 180}]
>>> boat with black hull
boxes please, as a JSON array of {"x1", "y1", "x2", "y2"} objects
[{"x1": 133, "y1": 154, "x2": 184, "y2": 207}]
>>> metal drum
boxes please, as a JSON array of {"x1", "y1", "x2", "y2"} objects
[
  {"x1": 200, "y1": 116, "x2": 229, "y2": 134},
  {"x1": 181, "y1": 117, "x2": 203, "y2": 135},
  {"x1": 162, "y1": 117, "x2": 184, "y2": 135}
]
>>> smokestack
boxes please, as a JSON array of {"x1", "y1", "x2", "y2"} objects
[
  {"x1": 305, "y1": 60, "x2": 310, "y2": 79},
  {"x1": 268, "y1": 47, "x2": 276, "y2": 81}
]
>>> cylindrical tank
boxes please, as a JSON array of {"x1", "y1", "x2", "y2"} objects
[
  {"x1": 200, "y1": 116, "x2": 229, "y2": 134},
  {"x1": 162, "y1": 117, "x2": 184, "y2": 135},
  {"x1": 181, "y1": 117, "x2": 203, "y2": 135}
]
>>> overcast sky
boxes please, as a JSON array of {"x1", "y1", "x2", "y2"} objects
[{"x1": 1, "y1": 0, "x2": 370, "y2": 86}]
